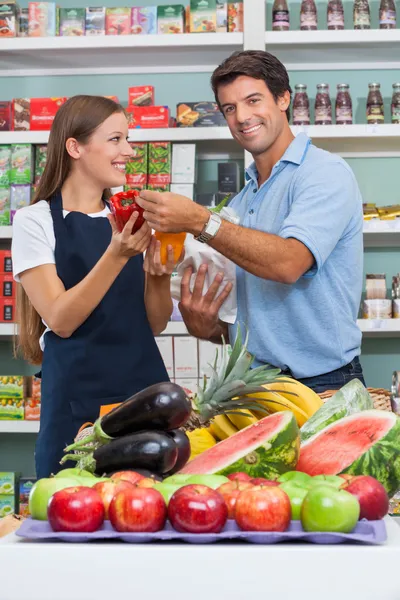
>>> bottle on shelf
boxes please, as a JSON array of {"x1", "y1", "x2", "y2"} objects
[
  {"x1": 353, "y1": 0, "x2": 371, "y2": 29},
  {"x1": 314, "y1": 83, "x2": 332, "y2": 126},
  {"x1": 391, "y1": 83, "x2": 400, "y2": 124},
  {"x1": 366, "y1": 83, "x2": 384, "y2": 125},
  {"x1": 300, "y1": 0, "x2": 317, "y2": 30},
  {"x1": 272, "y1": 0, "x2": 290, "y2": 31},
  {"x1": 293, "y1": 84, "x2": 310, "y2": 125},
  {"x1": 327, "y1": 0, "x2": 345, "y2": 30},
  {"x1": 335, "y1": 83, "x2": 353, "y2": 125},
  {"x1": 379, "y1": 0, "x2": 396, "y2": 29}
]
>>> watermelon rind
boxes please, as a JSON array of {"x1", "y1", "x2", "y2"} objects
[
  {"x1": 298, "y1": 409, "x2": 400, "y2": 497},
  {"x1": 179, "y1": 411, "x2": 300, "y2": 479},
  {"x1": 300, "y1": 379, "x2": 373, "y2": 442}
]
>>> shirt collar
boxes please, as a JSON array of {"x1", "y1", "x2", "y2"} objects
[{"x1": 245, "y1": 133, "x2": 311, "y2": 183}]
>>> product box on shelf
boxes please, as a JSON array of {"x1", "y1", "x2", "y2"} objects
[
  {"x1": 171, "y1": 144, "x2": 196, "y2": 183},
  {"x1": 0, "y1": 0, "x2": 19, "y2": 37},
  {"x1": 10, "y1": 144, "x2": 33, "y2": 185},
  {"x1": 59, "y1": 8, "x2": 85, "y2": 36},
  {"x1": 0, "y1": 495, "x2": 15, "y2": 518},
  {"x1": 173, "y1": 336, "x2": 198, "y2": 379},
  {"x1": 125, "y1": 142, "x2": 148, "y2": 189},
  {"x1": 28, "y1": 1, "x2": 57, "y2": 36},
  {"x1": 30, "y1": 97, "x2": 66, "y2": 131},
  {"x1": 128, "y1": 86, "x2": 155, "y2": 107},
  {"x1": 0, "y1": 102, "x2": 12, "y2": 132},
  {"x1": 19, "y1": 478, "x2": 36, "y2": 517},
  {"x1": 34, "y1": 145, "x2": 47, "y2": 184},
  {"x1": 0, "y1": 396, "x2": 24, "y2": 419},
  {"x1": 190, "y1": 0, "x2": 217, "y2": 32},
  {"x1": 0, "y1": 189, "x2": 10, "y2": 226},
  {"x1": 12, "y1": 98, "x2": 30, "y2": 131},
  {"x1": 127, "y1": 106, "x2": 169, "y2": 129},
  {"x1": 105, "y1": 7, "x2": 131, "y2": 35},
  {"x1": 0, "y1": 473, "x2": 16, "y2": 496},
  {"x1": 155, "y1": 336, "x2": 174, "y2": 378},
  {"x1": 157, "y1": 4, "x2": 185, "y2": 34},
  {"x1": 85, "y1": 7, "x2": 105, "y2": 35},
  {"x1": 216, "y1": 1, "x2": 227, "y2": 31},
  {"x1": 174, "y1": 378, "x2": 198, "y2": 395},
  {"x1": 218, "y1": 161, "x2": 240, "y2": 193},
  {"x1": 131, "y1": 6, "x2": 157, "y2": 34},
  {"x1": 177, "y1": 102, "x2": 225, "y2": 127},
  {"x1": 146, "y1": 184, "x2": 170, "y2": 192},
  {"x1": 0, "y1": 298, "x2": 15, "y2": 322},
  {"x1": 0, "y1": 274, "x2": 15, "y2": 298},
  {"x1": 228, "y1": 2, "x2": 243, "y2": 32},
  {"x1": 0, "y1": 250, "x2": 12, "y2": 274},
  {"x1": 148, "y1": 142, "x2": 171, "y2": 186},
  {"x1": 18, "y1": 6, "x2": 28, "y2": 36},
  {"x1": 170, "y1": 183, "x2": 194, "y2": 198},
  {"x1": 0, "y1": 376, "x2": 24, "y2": 399},
  {"x1": 11, "y1": 184, "x2": 31, "y2": 222},
  {"x1": 24, "y1": 375, "x2": 41, "y2": 420},
  {"x1": 0, "y1": 146, "x2": 11, "y2": 187}
]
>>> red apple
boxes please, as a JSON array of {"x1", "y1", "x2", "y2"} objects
[
  {"x1": 109, "y1": 486, "x2": 167, "y2": 532},
  {"x1": 341, "y1": 475, "x2": 389, "y2": 520},
  {"x1": 92, "y1": 480, "x2": 135, "y2": 519},
  {"x1": 226, "y1": 472, "x2": 252, "y2": 482},
  {"x1": 136, "y1": 477, "x2": 157, "y2": 489},
  {"x1": 217, "y1": 481, "x2": 254, "y2": 519},
  {"x1": 110, "y1": 471, "x2": 145, "y2": 485},
  {"x1": 48, "y1": 486, "x2": 105, "y2": 532},
  {"x1": 250, "y1": 477, "x2": 279, "y2": 486},
  {"x1": 168, "y1": 484, "x2": 228, "y2": 533},
  {"x1": 235, "y1": 486, "x2": 291, "y2": 532}
]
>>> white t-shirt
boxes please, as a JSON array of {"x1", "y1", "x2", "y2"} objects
[{"x1": 12, "y1": 200, "x2": 111, "y2": 350}]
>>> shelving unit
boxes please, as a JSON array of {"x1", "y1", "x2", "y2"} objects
[{"x1": 0, "y1": 421, "x2": 39, "y2": 433}]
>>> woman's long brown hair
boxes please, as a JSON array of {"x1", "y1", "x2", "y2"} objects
[{"x1": 15, "y1": 95, "x2": 125, "y2": 365}]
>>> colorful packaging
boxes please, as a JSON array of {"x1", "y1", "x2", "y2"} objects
[
  {"x1": 125, "y1": 142, "x2": 148, "y2": 188},
  {"x1": 0, "y1": 250, "x2": 12, "y2": 274},
  {"x1": 28, "y1": 2, "x2": 57, "y2": 36},
  {"x1": 0, "y1": 146, "x2": 11, "y2": 187},
  {"x1": 190, "y1": 0, "x2": 217, "y2": 32},
  {"x1": 0, "y1": 102, "x2": 12, "y2": 132},
  {"x1": 34, "y1": 145, "x2": 47, "y2": 184},
  {"x1": 59, "y1": 7, "x2": 85, "y2": 35},
  {"x1": 12, "y1": 98, "x2": 30, "y2": 131},
  {"x1": 0, "y1": 274, "x2": 15, "y2": 297},
  {"x1": 157, "y1": 4, "x2": 185, "y2": 34},
  {"x1": 0, "y1": 396, "x2": 24, "y2": 419},
  {"x1": 105, "y1": 7, "x2": 131, "y2": 35},
  {"x1": 0, "y1": 0, "x2": 19, "y2": 37},
  {"x1": 18, "y1": 6, "x2": 29, "y2": 35},
  {"x1": 216, "y1": 1, "x2": 227, "y2": 31},
  {"x1": 177, "y1": 101, "x2": 225, "y2": 127},
  {"x1": 131, "y1": 6, "x2": 157, "y2": 34},
  {"x1": 228, "y1": 2, "x2": 243, "y2": 32},
  {"x1": 30, "y1": 97, "x2": 66, "y2": 131},
  {"x1": 85, "y1": 6, "x2": 105, "y2": 35},
  {"x1": 128, "y1": 86, "x2": 154, "y2": 107},
  {"x1": 24, "y1": 376, "x2": 41, "y2": 420},
  {"x1": 10, "y1": 144, "x2": 33, "y2": 185},
  {"x1": 0, "y1": 376, "x2": 23, "y2": 399},
  {"x1": 0, "y1": 298, "x2": 15, "y2": 322},
  {"x1": 127, "y1": 105, "x2": 169, "y2": 129},
  {"x1": 148, "y1": 142, "x2": 171, "y2": 186},
  {"x1": 10, "y1": 185, "x2": 31, "y2": 222},
  {"x1": 19, "y1": 478, "x2": 36, "y2": 514},
  {"x1": 0, "y1": 473, "x2": 16, "y2": 496},
  {"x1": 0, "y1": 495, "x2": 15, "y2": 517},
  {"x1": 146, "y1": 184, "x2": 170, "y2": 192},
  {"x1": 0, "y1": 188, "x2": 10, "y2": 227}
]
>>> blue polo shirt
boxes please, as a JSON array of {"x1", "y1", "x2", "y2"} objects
[{"x1": 228, "y1": 133, "x2": 363, "y2": 379}]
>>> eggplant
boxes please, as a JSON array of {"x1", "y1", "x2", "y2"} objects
[
  {"x1": 165, "y1": 429, "x2": 191, "y2": 475},
  {"x1": 93, "y1": 431, "x2": 178, "y2": 476}
]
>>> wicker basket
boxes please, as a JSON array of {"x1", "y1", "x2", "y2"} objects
[{"x1": 318, "y1": 387, "x2": 392, "y2": 412}]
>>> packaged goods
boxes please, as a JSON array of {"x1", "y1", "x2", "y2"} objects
[
  {"x1": 0, "y1": 496, "x2": 15, "y2": 518},
  {"x1": 131, "y1": 6, "x2": 157, "y2": 34},
  {"x1": 327, "y1": 0, "x2": 344, "y2": 29},
  {"x1": 157, "y1": 4, "x2": 185, "y2": 34},
  {"x1": 293, "y1": 84, "x2": 310, "y2": 126},
  {"x1": 177, "y1": 101, "x2": 225, "y2": 127},
  {"x1": 336, "y1": 83, "x2": 353, "y2": 125},
  {"x1": 0, "y1": 102, "x2": 12, "y2": 131},
  {"x1": 218, "y1": 162, "x2": 240, "y2": 193},
  {"x1": 85, "y1": 7, "x2": 105, "y2": 35},
  {"x1": 315, "y1": 84, "x2": 332, "y2": 125},
  {"x1": 127, "y1": 106, "x2": 169, "y2": 129},
  {"x1": 366, "y1": 273, "x2": 387, "y2": 300},
  {"x1": 300, "y1": 0, "x2": 317, "y2": 30},
  {"x1": 367, "y1": 83, "x2": 384, "y2": 124},
  {"x1": 216, "y1": 1, "x2": 227, "y2": 31},
  {"x1": 0, "y1": 375, "x2": 23, "y2": 399},
  {"x1": 272, "y1": 0, "x2": 289, "y2": 30},
  {"x1": 0, "y1": 274, "x2": 15, "y2": 298},
  {"x1": 0, "y1": 146, "x2": 11, "y2": 187},
  {"x1": 12, "y1": 98, "x2": 30, "y2": 131},
  {"x1": 0, "y1": 0, "x2": 18, "y2": 37},
  {"x1": 30, "y1": 97, "x2": 66, "y2": 131},
  {"x1": 18, "y1": 6, "x2": 28, "y2": 35},
  {"x1": 28, "y1": 2, "x2": 57, "y2": 36},
  {"x1": 171, "y1": 144, "x2": 196, "y2": 183},
  {"x1": 125, "y1": 142, "x2": 148, "y2": 188},
  {"x1": 128, "y1": 86, "x2": 155, "y2": 107},
  {"x1": 0, "y1": 250, "x2": 12, "y2": 274},
  {"x1": 190, "y1": 0, "x2": 217, "y2": 32},
  {"x1": 59, "y1": 8, "x2": 85, "y2": 36},
  {"x1": 105, "y1": 7, "x2": 130, "y2": 35},
  {"x1": 11, "y1": 185, "x2": 31, "y2": 222},
  {"x1": 0, "y1": 298, "x2": 14, "y2": 322},
  {"x1": 10, "y1": 145, "x2": 33, "y2": 185},
  {"x1": 146, "y1": 184, "x2": 170, "y2": 192},
  {"x1": 362, "y1": 299, "x2": 392, "y2": 319},
  {"x1": 0, "y1": 473, "x2": 16, "y2": 496},
  {"x1": 228, "y1": 2, "x2": 243, "y2": 31},
  {"x1": 0, "y1": 188, "x2": 10, "y2": 226},
  {"x1": 34, "y1": 145, "x2": 47, "y2": 184},
  {"x1": 148, "y1": 142, "x2": 171, "y2": 186}
]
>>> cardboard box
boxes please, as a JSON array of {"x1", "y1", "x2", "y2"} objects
[
  {"x1": 216, "y1": 1, "x2": 227, "y2": 31},
  {"x1": 0, "y1": 376, "x2": 24, "y2": 399},
  {"x1": 190, "y1": 0, "x2": 216, "y2": 32},
  {"x1": 148, "y1": 142, "x2": 171, "y2": 185},
  {"x1": 0, "y1": 396, "x2": 24, "y2": 419},
  {"x1": 11, "y1": 184, "x2": 31, "y2": 222},
  {"x1": 173, "y1": 336, "x2": 198, "y2": 379},
  {"x1": 218, "y1": 162, "x2": 240, "y2": 193},
  {"x1": 12, "y1": 98, "x2": 30, "y2": 131},
  {"x1": 10, "y1": 144, "x2": 33, "y2": 184},
  {"x1": 157, "y1": 4, "x2": 185, "y2": 34},
  {"x1": 0, "y1": 102, "x2": 12, "y2": 132},
  {"x1": 170, "y1": 183, "x2": 194, "y2": 199},
  {"x1": 0, "y1": 274, "x2": 15, "y2": 298},
  {"x1": 0, "y1": 189, "x2": 10, "y2": 226},
  {"x1": 0, "y1": 0, "x2": 19, "y2": 36},
  {"x1": 125, "y1": 142, "x2": 147, "y2": 188},
  {"x1": 0, "y1": 495, "x2": 15, "y2": 517},
  {"x1": 177, "y1": 101, "x2": 225, "y2": 127},
  {"x1": 0, "y1": 298, "x2": 14, "y2": 322},
  {"x1": 18, "y1": 7, "x2": 29, "y2": 36},
  {"x1": 228, "y1": 2, "x2": 243, "y2": 32},
  {"x1": 198, "y1": 339, "x2": 222, "y2": 378},
  {"x1": 131, "y1": 6, "x2": 157, "y2": 34},
  {"x1": 0, "y1": 472, "x2": 16, "y2": 496},
  {"x1": 146, "y1": 184, "x2": 170, "y2": 192},
  {"x1": 30, "y1": 97, "x2": 66, "y2": 131},
  {"x1": 128, "y1": 86, "x2": 154, "y2": 107},
  {"x1": 19, "y1": 477, "x2": 36, "y2": 515},
  {"x1": 127, "y1": 105, "x2": 169, "y2": 129},
  {"x1": 0, "y1": 250, "x2": 12, "y2": 274},
  {"x1": 28, "y1": 2, "x2": 57, "y2": 36},
  {"x1": 105, "y1": 7, "x2": 131, "y2": 35},
  {"x1": 174, "y1": 378, "x2": 198, "y2": 395},
  {"x1": 155, "y1": 336, "x2": 174, "y2": 378},
  {"x1": 0, "y1": 146, "x2": 11, "y2": 186},
  {"x1": 24, "y1": 396, "x2": 41, "y2": 420},
  {"x1": 34, "y1": 144, "x2": 47, "y2": 184},
  {"x1": 85, "y1": 7, "x2": 105, "y2": 35},
  {"x1": 171, "y1": 144, "x2": 196, "y2": 183},
  {"x1": 59, "y1": 7, "x2": 85, "y2": 36}
]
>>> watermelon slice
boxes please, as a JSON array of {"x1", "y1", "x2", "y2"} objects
[
  {"x1": 179, "y1": 412, "x2": 300, "y2": 480},
  {"x1": 298, "y1": 410, "x2": 400, "y2": 497}
]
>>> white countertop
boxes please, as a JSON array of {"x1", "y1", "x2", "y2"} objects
[{"x1": 1, "y1": 517, "x2": 400, "y2": 600}]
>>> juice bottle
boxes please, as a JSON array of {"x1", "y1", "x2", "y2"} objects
[
  {"x1": 293, "y1": 84, "x2": 310, "y2": 125},
  {"x1": 335, "y1": 83, "x2": 353, "y2": 125},
  {"x1": 300, "y1": 0, "x2": 317, "y2": 30},
  {"x1": 315, "y1": 84, "x2": 332, "y2": 125},
  {"x1": 272, "y1": 0, "x2": 290, "y2": 30},
  {"x1": 327, "y1": 0, "x2": 344, "y2": 29},
  {"x1": 154, "y1": 231, "x2": 186, "y2": 265},
  {"x1": 391, "y1": 83, "x2": 400, "y2": 124},
  {"x1": 379, "y1": 0, "x2": 396, "y2": 28},
  {"x1": 353, "y1": 0, "x2": 371, "y2": 29},
  {"x1": 366, "y1": 83, "x2": 384, "y2": 125}
]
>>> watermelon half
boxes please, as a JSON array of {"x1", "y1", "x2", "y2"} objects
[
  {"x1": 297, "y1": 410, "x2": 400, "y2": 497},
  {"x1": 179, "y1": 412, "x2": 300, "y2": 479}
]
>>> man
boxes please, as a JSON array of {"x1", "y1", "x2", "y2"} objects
[{"x1": 138, "y1": 50, "x2": 365, "y2": 393}]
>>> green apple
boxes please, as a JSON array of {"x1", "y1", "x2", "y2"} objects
[
  {"x1": 162, "y1": 474, "x2": 193, "y2": 485},
  {"x1": 154, "y1": 482, "x2": 183, "y2": 504},
  {"x1": 53, "y1": 468, "x2": 96, "y2": 479},
  {"x1": 311, "y1": 475, "x2": 345, "y2": 489},
  {"x1": 301, "y1": 484, "x2": 360, "y2": 533},
  {"x1": 278, "y1": 471, "x2": 313, "y2": 486},
  {"x1": 74, "y1": 476, "x2": 109, "y2": 487},
  {"x1": 184, "y1": 474, "x2": 229, "y2": 489},
  {"x1": 29, "y1": 477, "x2": 82, "y2": 521},
  {"x1": 280, "y1": 481, "x2": 309, "y2": 520}
]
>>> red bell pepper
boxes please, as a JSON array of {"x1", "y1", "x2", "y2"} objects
[{"x1": 108, "y1": 189, "x2": 145, "y2": 233}]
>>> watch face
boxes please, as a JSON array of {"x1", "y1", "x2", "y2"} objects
[{"x1": 206, "y1": 215, "x2": 221, "y2": 237}]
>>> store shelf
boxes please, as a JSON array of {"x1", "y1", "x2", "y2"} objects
[
  {"x1": 357, "y1": 319, "x2": 400, "y2": 337},
  {"x1": 163, "y1": 321, "x2": 188, "y2": 335},
  {"x1": 291, "y1": 124, "x2": 400, "y2": 154},
  {"x1": 0, "y1": 420, "x2": 39, "y2": 433},
  {"x1": 265, "y1": 29, "x2": 400, "y2": 71},
  {"x1": 363, "y1": 222, "x2": 400, "y2": 247},
  {"x1": 0, "y1": 33, "x2": 243, "y2": 77}
]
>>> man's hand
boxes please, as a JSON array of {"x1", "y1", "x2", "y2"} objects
[
  {"x1": 178, "y1": 264, "x2": 232, "y2": 341},
  {"x1": 137, "y1": 190, "x2": 209, "y2": 235}
]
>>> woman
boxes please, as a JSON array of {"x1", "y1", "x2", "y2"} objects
[{"x1": 12, "y1": 95, "x2": 176, "y2": 478}]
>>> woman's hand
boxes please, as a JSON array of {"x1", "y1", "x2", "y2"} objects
[
  {"x1": 108, "y1": 211, "x2": 151, "y2": 259},
  {"x1": 143, "y1": 236, "x2": 180, "y2": 276}
]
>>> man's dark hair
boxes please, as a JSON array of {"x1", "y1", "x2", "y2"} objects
[{"x1": 211, "y1": 50, "x2": 292, "y2": 121}]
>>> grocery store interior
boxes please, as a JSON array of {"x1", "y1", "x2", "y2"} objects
[{"x1": 1, "y1": 0, "x2": 400, "y2": 523}]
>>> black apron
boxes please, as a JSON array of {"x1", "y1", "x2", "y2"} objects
[{"x1": 35, "y1": 191, "x2": 169, "y2": 478}]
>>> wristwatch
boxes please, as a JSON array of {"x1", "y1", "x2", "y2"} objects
[{"x1": 195, "y1": 212, "x2": 222, "y2": 244}]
